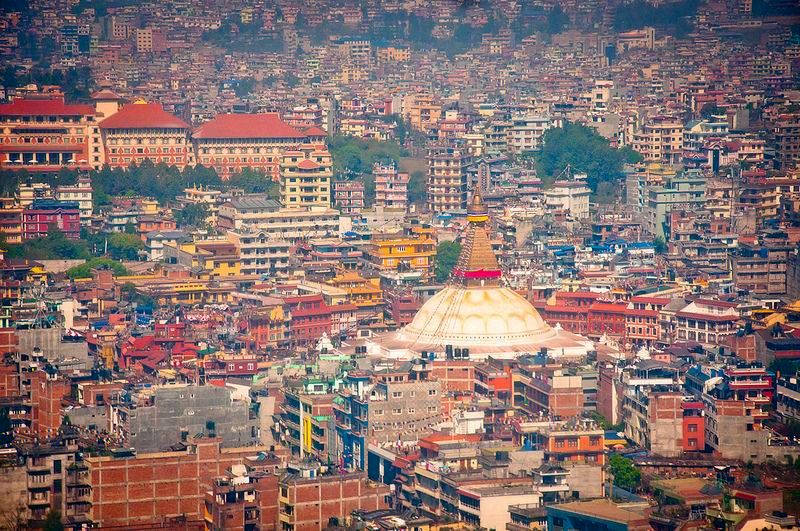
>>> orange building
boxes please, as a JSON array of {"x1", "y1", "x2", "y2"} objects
[
  {"x1": 192, "y1": 113, "x2": 307, "y2": 180},
  {"x1": 99, "y1": 101, "x2": 193, "y2": 169},
  {"x1": 545, "y1": 425, "x2": 605, "y2": 465}
]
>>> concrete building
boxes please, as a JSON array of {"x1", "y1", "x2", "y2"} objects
[
  {"x1": 373, "y1": 162, "x2": 408, "y2": 210},
  {"x1": 427, "y1": 145, "x2": 471, "y2": 213},
  {"x1": 332, "y1": 179, "x2": 364, "y2": 214},
  {"x1": 544, "y1": 181, "x2": 591, "y2": 220},
  {"x1": 734, "y1": 242, "x2": 791, "y2": 297},
  {"x1": 54, "y1": 175, "x2": 93, "y2": 224},
  {"x1": 227, "y1": 230, "x2": 291, "y2": 278},
  {"x1": 644, "y1": 170, "x2": 706, "y2": 238},
  {"x1": 217, "y1": 194, "x2": 348, "y2": 242},
  {"x1": 110, "y1": 384, "x2": 258, "y2": 452},
  {"x1": 633, "y1": 116, "x2": 684, "y2": 164},
  {"x1": 508, "y1": 113, "x2": 552, "y2": 153},
  {"x1": 280, "y1": 143, "x2": 332, "y2": 208}
]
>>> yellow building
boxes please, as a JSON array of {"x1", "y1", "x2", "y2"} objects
[
  {"x1": 377, "y1": 46, "x2": 411, "y2": 62},
  {"x1": 365, "y1": 228, "x2": 436, "y2": 279},
  {"x1": 280, "y1": 143, "x2": 332, "y2": 208},
  {"x1": 327, "y1": 271, "x2": 383, "y2": 310},
  {"x1": 403, "y1": 93, "x2": 442, "y2": 132},
  {"x1": 162, "y1": 240, "x2": 241, "y2": 278}
]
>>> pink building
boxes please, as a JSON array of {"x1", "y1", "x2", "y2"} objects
[
  {"x1": 373, "y1": 162, "x2": 408, "y2": 210},
  {"x1": 23, "y1": 199, "x2": 80, "y2": 240}
]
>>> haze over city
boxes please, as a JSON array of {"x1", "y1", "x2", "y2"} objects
[{"x1": 0, "y1": 0, "x2": 799, "y2": 529}]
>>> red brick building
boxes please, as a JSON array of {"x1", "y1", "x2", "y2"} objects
[
  {"x1": 86, "y1": 437, "x2": 267, "y2": 527},
  {"x1": 204, "y1": 470, "x2": 279, "y2": 530},
  {"x1": 23, "y1": 199, "x2": 81, "y2": 240},
  {"x1": 681, "y1": 401, "x2": 705, "y2": 452},
  {"x1": 278, "y1": 470, "x2": 389, "y2": 531},
  {"x1": 283, "y1": 294, "x2": 332, "y2": 346},
  {"x1": 625, "y1": 295, "x2": 670, "y2": 347},
  {"x1": 430, "y1": 359, "x2": 475, "y2": 393},
  {"x1": 30, "y1": 370, "x2": 71, "y2": 439}
]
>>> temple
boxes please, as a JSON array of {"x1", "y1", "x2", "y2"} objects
[{"x1": 368, "y1": 187, "x2": 593, "y2": 361}]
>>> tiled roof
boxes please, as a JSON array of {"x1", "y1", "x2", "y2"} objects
[
  {"x1": 0, "y1": 98, "x2": 94, "y2": 117},
  {"x1": 193, "y1": 113, "x2": 303, "y2": 139},
  {"x1": 100, "y1": 102, "x2": 189, "y2": 129}
]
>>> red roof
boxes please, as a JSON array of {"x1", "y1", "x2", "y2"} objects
[
  {"x1": 100, "y1": 102, "x2": 189, "y2": 130},
  {"x1": 303, "y1": 126, "x2": 328, "y2": 137},
  {"x1": 297, "y1": 158, "x2": 321, "y2": 170},
  {"x1": 0, "y1": 97, "x2": 94, "y2": 117},
  {"x1": 193, "y1": 113, "x2": 302, "y2": 139}
]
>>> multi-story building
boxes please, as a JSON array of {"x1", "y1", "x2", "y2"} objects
[
  {"x1": 507, "y1": 113, "x2": 552, "y2": 153},
  {"x1": 16, "y1": 428, "x2": 85, "y2": 526},
  {"x1": 373, "y1": 162, "x2": 408, "y2": 210},
  {"x1": 332, "y1": 180, "x2": 364, "y2": 214},
  {"x1": 278, "y1": 464, "x2": 389, "y2": 531},
  {"x1": 625, "y1": 295, "x2": 670, "y2": 348},
  {"x1": 633, "y1": 116, "x2": 684, "y2": 164},
  {"x1": 513, "y1": 363, "x2": 585, "y2": 419},
  {"x1": 86, "y1": 437, "x2": 267, "y2": 528},
  {"x1": 193, "y1": 113, "x2": 306, "y2": 180},
  {"x1": 227, "y1": 230, "x2": 291, "y2": 278},
  {"x1": 644, "y1": 170, "x2": 706, "y2": 238},
  {"x1": 427, "y1": 146, "x2": 471, "y2": 213},
  {"x1": 279, "y1": 144, "x2": 332, "y2": 209},
  {"x1": 773, "y1": 114, "x2": 800, "y2": 170},
  {"x1": 54, "y1": 175, "x2": 93, "y2": 224},
  {"x1": 99, "y1": 101, "x2": 192, "y2": 169},
  {"x1": 0, "y1": 95, "x2": 101, "y2": 172},
  {"x1": 363, "y1": 228, "x2": 437, "y2": 280},
  {"x1": 23, "y1": 199, "x2": 81, "y2": 240},
  {"x1": 544, "y1": 181, "x2": 591, "y2": 220},
  {"x1": 217, "y1": 195, "x2": 347, "y2": 242},
  {"x1": 674, "y1": 299, "x2": 739, "y2": 347},
  {"x1": 734, "y1": 242, "x2": 791, "y2": 296},
  {"x1": 0, "y1": 196, "x2": 24, "y2": 244},
  {"x1": 204, "y1": 467, "x2": 280, "y2": 531},
  {"x1": 30, "y1": 369, "x2": 71, "y2": 440},
  {"x1": 109, "y1": 385, "x2": 258, "y2": 453},
  {"x1": 776, "y1": 370, "x2": 800, "y2": 422}
]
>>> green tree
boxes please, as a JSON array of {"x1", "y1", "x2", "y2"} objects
[
  {"x1": 175, "y1": 203, "x2": 210, "y2": 228},
  {"x1": 107, "y1": 232, "x2": 144, "y2": 260},
  {"x1": 434, "y1": 241, "x2": 462, "y2": 283},
  {"x1": 43, "y1": 510, "x2": 63, "y2": 531},
  {"x1": 4, "y1": 227, "x2": 90, "y2": 260},
  {"x1": 608, "y1": 454, "x2": 641, "y2": 491},
  {"x1": 408, "y1": 170, "x2": 427, "y2": 206},
  {"x1": 653, "y1": 235, "x2": 667, "y2": 255},
  {"x1": 66, "y1": 257, "x2": 129, "y2": 280},
  {"x1": 536, "y1": 122, "x2": 642, "y2": 194}
]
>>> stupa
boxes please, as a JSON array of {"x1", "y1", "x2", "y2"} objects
[{"x1": 369, "y1": 187, "x2": 593, "y2": 361}]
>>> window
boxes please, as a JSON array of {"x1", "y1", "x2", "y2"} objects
[
  {"x1": 392, "y1": 391, "x2": 402, "y2": 398},
  {"x1": 428, "y1": 389, "x2": 437, "y2": 396},
  {"x1": 687, "y1": 424, "x2": 698, "y2": 432}
]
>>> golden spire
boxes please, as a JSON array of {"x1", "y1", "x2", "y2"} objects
[{"x1": 451, "y1": 182, "x2": 501, "y2": 287}]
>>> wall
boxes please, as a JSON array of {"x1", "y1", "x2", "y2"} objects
[{"x1": 126, "y1": 385, "x2": 257, "y2": 452}]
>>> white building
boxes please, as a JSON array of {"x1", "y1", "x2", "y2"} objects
[{"x1": 544, "y1": 181, "x2": 591, "y2": 219}]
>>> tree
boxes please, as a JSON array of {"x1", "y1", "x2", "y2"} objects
[
  {"x1": 434, "y1": 241, "x2": 462, "y2": 283},
  {"x1": 536, "y1": 122, "x2": 641, "y2": 194},
  {"x1": 653, "y1": 235, "x2": 667, "y2": 255},
  {"x1": 3, "y1": 227, "x2": 90, "y2": 260},
  {"x1": 43, "y1": 509, "x2": 64, "y2": 531},
  {"x1": 66, "y1": 258, "x2": 130, "y2": 280},
  {"x1": 107, "y1": 232, "x2": 144, "y2": 260},
  {"x1": 608, "y1": 454, "x2": 641, "y2": 491},
  {"x1": 408, "y1": 170, "x2": 427, "y2": 206},
  {"x1": 175, "y1": 203, "x2": 210, "y2": 228}
]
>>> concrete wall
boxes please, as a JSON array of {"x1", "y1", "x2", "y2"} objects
[
  {"x1": 17, "y1": 328, "x2": 91, "y2": 369},
  {"x1": 68, "y1": 405, "x2": 108, "y2": 431},
  {"x1": 128, "y1": 386, "x2": 257, "y2": 452},
  {"x1": 566, "y1": 463, "x2": 604, "y2": 499}
]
